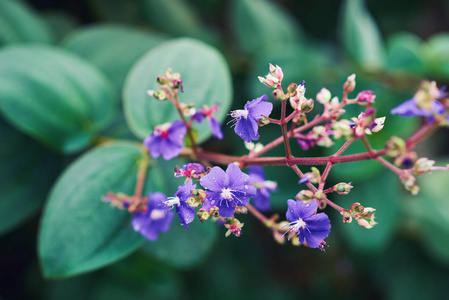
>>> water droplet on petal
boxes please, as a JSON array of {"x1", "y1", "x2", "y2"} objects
[{"x1": 244, "y1": 185, "x2": 248, "y2": 189}]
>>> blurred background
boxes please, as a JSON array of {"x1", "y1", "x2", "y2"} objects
[{"x1": 2, "y1": 0, "x2": 449, "y2": 299}]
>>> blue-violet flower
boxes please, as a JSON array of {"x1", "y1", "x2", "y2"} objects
[
  {"x1": 285, "y1": 199, "x2": 331, "y2": 248},
  {"x1": 200, "y1": 163, "x2": 256, "y2": 218},
  {"x1": 132, "y1": 192, "x2": 175, "y2": 241},
  {"x1": 144, "y1": 120, "x2": 186, "y2": 160},
  {"x1": 229, "y1": 95, "x2": 273, "y2": 143}
]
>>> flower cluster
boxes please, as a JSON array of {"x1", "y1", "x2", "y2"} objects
[{"x1": 103, "y1": 65, "x2": 449, "y2": 251}]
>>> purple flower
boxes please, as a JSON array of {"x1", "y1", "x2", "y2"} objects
[
  {"x1": 192, "y1": 104, "x2": 223, "y2": 139},
  {"x1": 229, "y1": 95, "x2": 273, "y2": 143},
  {"x1": 132, "y1": 192, "x2": 174, "y2": 241},
  {"x1": 143, "y1": 120, "x2": 186, "y2": 160},
  {"x1": 164, "y1": 180, "x2": 196, "y2": 229},
  {"x1": 248, "y1": 166, "x2": 277, "y2": 212},
  {"x1": 285, "y1": 199, "x2": 331, "y2": 248},
  {"x1": 200, "y1": 163, "x2": 256, "y2": 218}
]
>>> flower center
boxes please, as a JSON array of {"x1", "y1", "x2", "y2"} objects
[
  {"x1": 231, "y1": 109, "x2": 249, "y2": 119},
  {"x1": 150, "y1": 209, "x2": 166, "y2": 220},
  {"x1": 291, "y1": 218, "x2": 306, "y2": 232},
  {"x1": 220, "y1": 188, "x2": 234, "y2": 200}
]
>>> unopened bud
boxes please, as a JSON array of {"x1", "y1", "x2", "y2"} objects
[
  {"x1": 153, "y1": 90, "x2": 167, "y2": 101},
  {"x1": 296, "y1": 190, "x2": 314, "y2": 201},
  {"x1": 157, "y1": 75, "x2": 167, "y2": 85},
  {"x1": 316, "y1": 88, "x2": 331, "y2": 104},
  {"x1": 356, "y1": 218, "x2": 376, "y2": 229},
  {"x1": 258, "y1": 117, "x2": 270, "y2": 126},
  {"x1": 341, "y1": 211, "x2": 353, "y2": 224},
  {"x1": 235, "y1": 206, "x2": 248, "y2": 214},
  {"x1": 210, "y1": 206, "x2": 220, "y2": 217},
  {"x1": 287, "y1": 83, "x2": 298, "y2": 95},
  {"x1": 386, "y1": 136, "x2": 406, "y2": 157},
  {"x1": 258, "y1": 76, "x2": 277, "y2": 88},
  {"x1": 343, "y1": 74, "x2": 356, "y2": 93},
  {"x1": 300, "y1": 99, "x2": 314, "y2": 113},
  {"x1": 197, "y1": 208, "x2": 210, "y2": 222},
  {"x1": 413, "y1": 157, "x2": 435, "y2": 176},
  {"x1": 272, "y1": 89, "x2": 288, "y2": 101},
  {"x1": 350, "y1": 202, "x2": 364, "y2": 213},
  {"x1": 334, "y1": 182, "x2": 353, "y2": 195}
]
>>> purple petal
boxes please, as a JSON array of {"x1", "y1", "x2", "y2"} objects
[
  {"x1": 208, "y1": 117, "x2": 223, "y2": 139},
  {"x1": 303, "y1": 213, "x2": 331, "y2": 248},
  {"x1": 226, "y1": 163, "x2": 249, "y2": 190},
  {"x1": 247, "y1": 96, "x2": 273, "y2": 120},
  {"x1": 390, "y1": 98, "x2": 432, "y2": 117},
  {"x1": 175, "y1": 202, "x2": 195, "y2": 229},
  {"x1": 294, "y1": 199, "x2": 317, "y2": 219},
  {"x1": 161, "y1": 138, "x2": 183, "y2": 160},
  {"x1": 143, "y1": 135, "x2": 162, "y2": 159},
  {"x1": 248, "y1": 166, "x2": 266, "y2": 184},
  {"x1": 192, "y1": 109, "x2": 206, "y2": 123},
  {"x1": 147, "y1": 191, "x2": 167, "y2": 210},
  {"x1": 202, "y1": 191, "x2": 222, "y2": 210},
  {"x1": 286, "y1": 199, "x2": 298, "y2": 222},
  {"x1": 217, "y1": 201, "x2": 236, "y2": 218},
  {"x1": 232, "y1": 190, "x2": 253, "y2": 207},
  {"x1": 253, "y1": 188, "x2": 271, "y2": 211},
  {"x1": 234, "y1": 118, "x2": 253, "y2": 143},
  {"x1": 200, "y1": 166, "x2": 227, "y2": 192},
  {"x1": 175, "y1": 180, "x2": 196, "y2": 202},
  {"x1": 432, "y1": 100, "x2": 446, "y2": 115}
]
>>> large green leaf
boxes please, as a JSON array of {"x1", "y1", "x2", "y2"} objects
[
  {"x1": 230, "y1": 0, "x2": 302, "y2": 56},
  {"x1": 340, "y1": 0, "x2": 386, "y2": 69},
  {"x1": 142, "y1": 219, "x2": 217, "y2": 269},
  {"x1": 38, "y1": 142, "x2": 164, "y2": 278},
  {"x1": 421, "y1": 33, "x2": 449, "y2": 79},
  {"x1": 406, "y1": 161, "x2": 449, "y2": 265},
  {"x1": 123, "y1": 38, "x2": 232, "y2": 143},
  {"x1": 336, "y1": 171, "x2": 401, "y2": 253},
  {"x1": 0, "y1": 0, "x2": 54, "y2": 46},
  {"x1": 62, "y1": 25, "x2": 167, "y2": 91},
  {"x1": 142, "y1": 0, "x2": 201, "y2": 37},
  {"x1": 0, "y1": 118, "x2": 62, "y2": 236},
  {"x1": 0, "y1": 45, "x2": 117, "y2": 153}
]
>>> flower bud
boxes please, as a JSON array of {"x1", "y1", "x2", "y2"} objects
[
  {"x1": 350, "y1": 202, "x2": 364, "y2": 213},
  {"x1": 341, "y1": 211, "x2": 352, "y2": 224},
  {"x1": 386, "y1": 136, "x2": 406, "y2": 157},
  {"x1": 153, "y1": 90, "x2": 167, "y2": 101},
  {"x1": 197, "y1": 208, "x2": 210, "y2": 222},
  {"x1": 413, "y1": 157, "x2": 435, "y2": 176},
  {"x1": 300, "y1": 99, "x2": 314, "y2": 113},
  {"x1": 157, "y1": 75, "x2": 167, "y2": 85},
  {"x1": 296, "y1": 190, "x2": 314, "y2": 201},
  {"x1": 258, "y1": 76, "x2": 277, "y2": 88},
  {"x1": 343, "y1": 74, "x2": 356, "y2": 93},
  {"x1": 272, "y1": 89, "x2": 288, "y2": 101},
  {"x1": 394, "y1": 151, "x2": 417, "y2": 167},
  {"x1": 356, "y1": 90, "x2": 376, "y2": 103},
  {"x1": 316, "y1": 88, "x2": 331, "y2": 104},
  {"x1": 356, "y1": 218, "x2": 376, "y2": 229},
  {"x1": 235, "y1": 206, "x2": 248, "y2": 214},
  {"x1": 287, "y1": 83, "x2": 298, "y2": 95},
  {"x1": 210, "y1": 206, "x2": 220, "y2": 217},
  {"x1": 333, "y1": 182, "x2": 353, "y2": 195}
]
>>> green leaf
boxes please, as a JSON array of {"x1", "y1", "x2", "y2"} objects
[
  {"x1": 0, "y1": 45, "x2": 117, "y2": 153},
  {"x1": 142, "y1": 0, "x2": 201, "y2": 37},
  {"x1": 0, "y1": 0, "x2": 54, "y2": 46},
  {"x1": 340, "y1": 0, "x2": 386, "y2": 69},
  {"x1": 87, "y1": 0, "x2": 143, "y2": 24},
  {"x1": 230, "y1": 0, "x2": 302, "y2": 55},
  {"x1": 142, "y1": 219, "x2": 217, "y2": 269},
  {"x1": 421, "y1": 33, "x2": 449, "y2": 79},
  {"x1": 386, "y1": 32, "x2": 424, "y2": 73},
  {"x1": 42, "y1": 11, "x2": 79, "y2": 42},
  {"x1": 406, "y1": 162, "x2": 449, "y2": 265},
  {"x1": 38, "y1": 142, "x2": 164, "y2": 278},
  {"x1": 62, "y1": 25, "x2": 167, "y2": 92},
  {"x1": 0, "y1": 118, "x2": 62, "y2": 236},
  {"x1": 123, "y1": 38, "x2": 232, "y2": 143},
  {"x1": 336, "y1": 171, "x2": 401, "y2": 253}
]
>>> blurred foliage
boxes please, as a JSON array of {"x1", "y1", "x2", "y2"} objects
[{"x1": 1, "y1": 0, "x2": 449, "y2": 299}]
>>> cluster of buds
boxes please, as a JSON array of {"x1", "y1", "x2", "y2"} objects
[
  {"x1": 147, "y1": 67, "x2": 183, "y2": 100},
  {"x1": 289, "y1": 81, "x2": 314, "y2": 112},
  {"x1": 258, "y1": 63, "x2": 283, "y2": 88},
  {"x1": 296, "y1": 125, "x2": 334, "y2": 150},
  {"x1": 174, "y1": 163, "x2": 208, "y2": 180},
  {"x1": 186, "y1": 189, "x2": 206, "y2": 208},
  {"x1": 356, "y1": 90, "x2": 376, "y2": 104},
  {"x1": 413, "y1": 157, "x2": 435, "y2": 176},
  {"x1": 349, "y1": 202, "x2": 377, "y2": 229}
]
